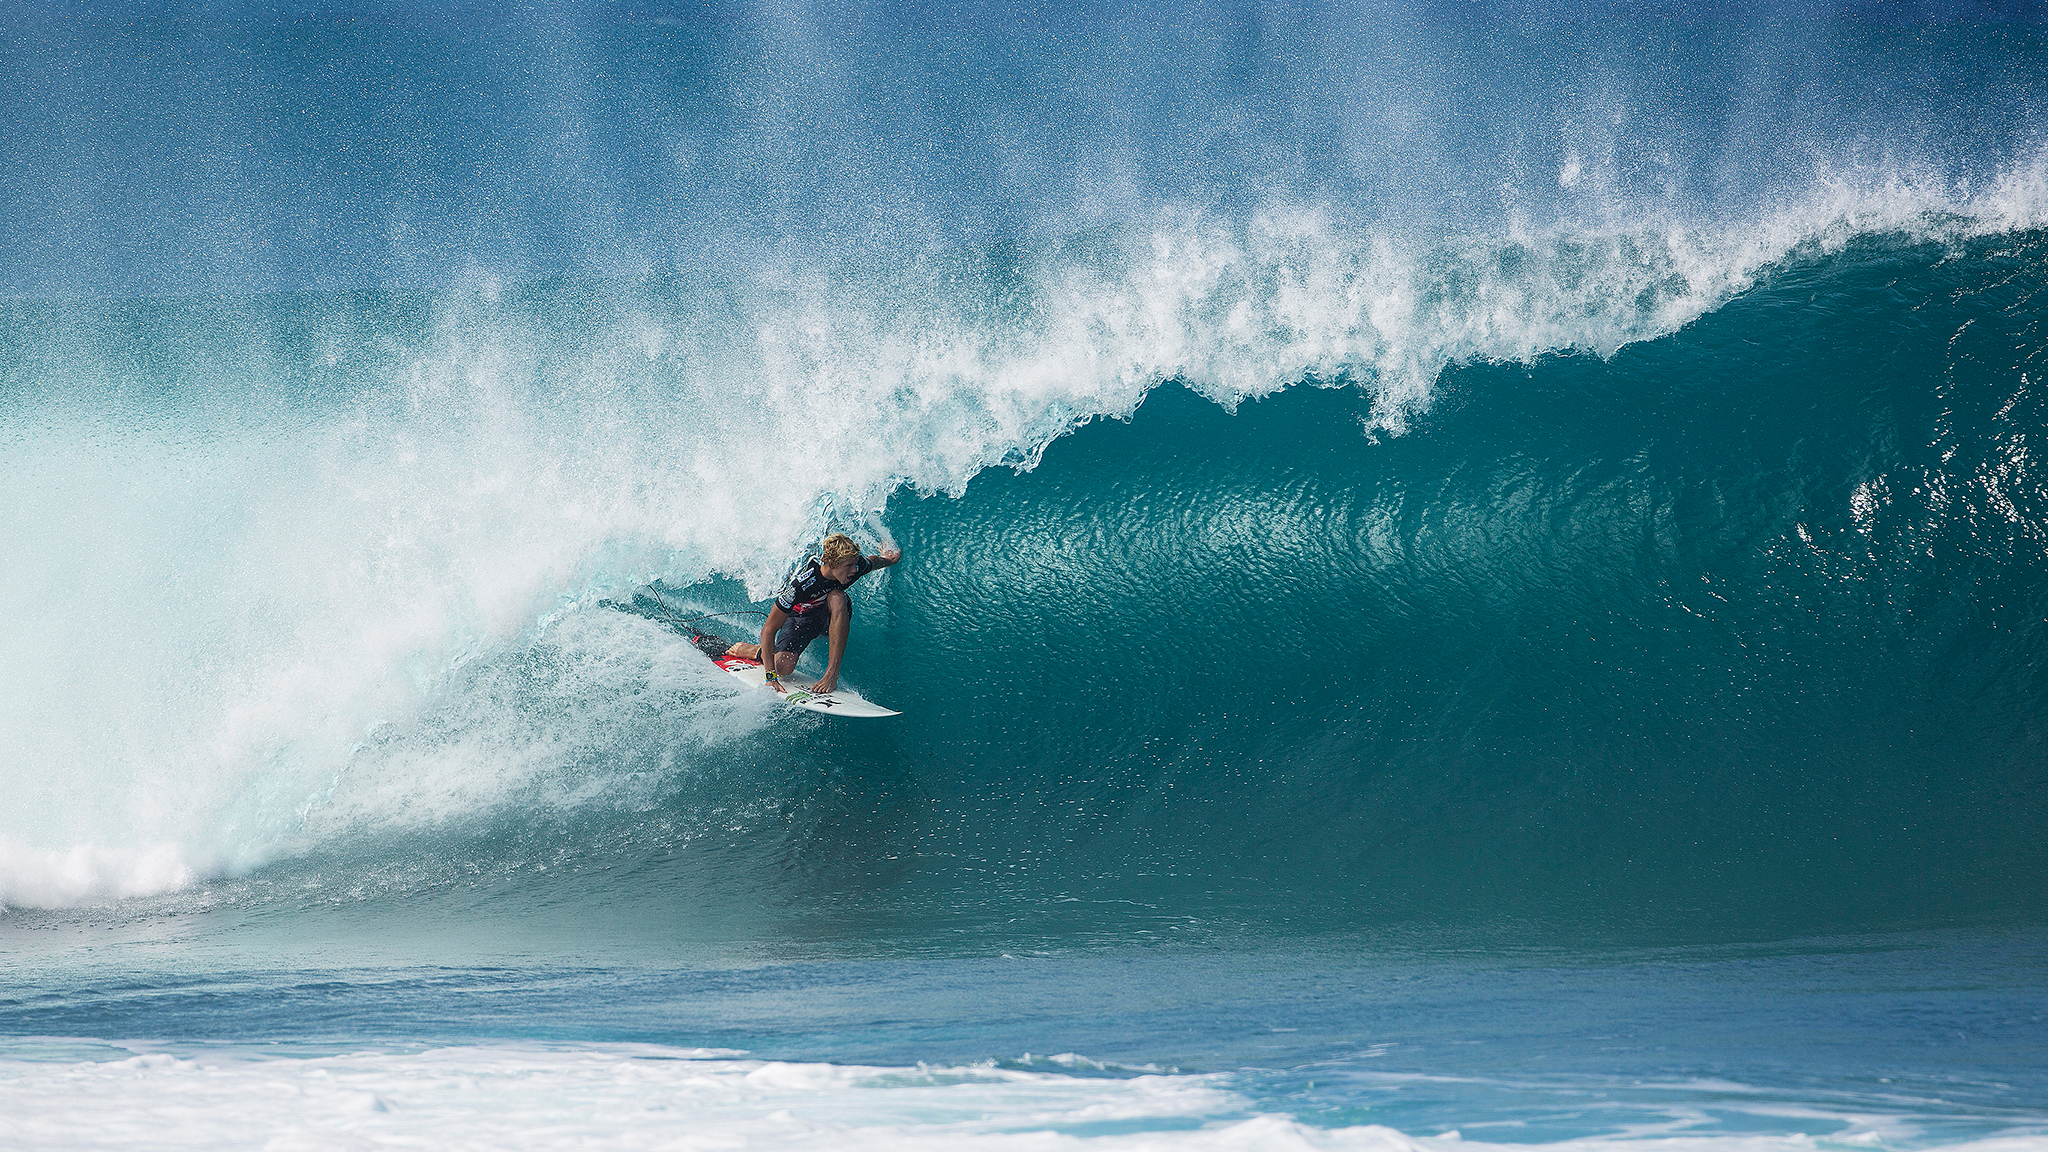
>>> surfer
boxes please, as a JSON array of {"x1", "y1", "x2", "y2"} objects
[{"x1": 728, "y1": 534, "x2": 901, "y2": 695}]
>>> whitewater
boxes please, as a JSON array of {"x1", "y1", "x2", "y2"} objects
[{"x1": 4, "y1": 3, "x2": 2047, "y2": 1149}]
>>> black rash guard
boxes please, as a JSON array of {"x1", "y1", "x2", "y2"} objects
[{"x1": 775, "y1": 555, "x2": 874, "y2": 616}]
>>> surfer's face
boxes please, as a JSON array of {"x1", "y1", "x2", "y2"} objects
[{"x1": 823, "y1": 560, "x2": 860, "y2": 584}]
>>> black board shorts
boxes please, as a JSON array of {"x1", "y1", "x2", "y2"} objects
[{"x1": 774, "y1": 607, "x2": 836, "y2": 656}]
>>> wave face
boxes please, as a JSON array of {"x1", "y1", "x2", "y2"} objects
[
  {"x1": 879, "y1": 236, "x2": 2048, "y2": 934},
  {"x1": 1, "y1": 3, "x2": 2046, "y2": 940}
]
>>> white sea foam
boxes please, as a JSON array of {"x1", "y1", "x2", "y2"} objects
[
  {"x1": 0, "y1": 840, "x2": 195, "y2": 909},
  {"x1": 0, "y1": 1043, "x2": 2040, "y2": 1152},
  {"x1": 2, "y1": 155, "x2": 2045, "y2": 908}
]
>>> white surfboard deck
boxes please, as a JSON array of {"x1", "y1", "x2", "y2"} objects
[{"x1": 712, "y1": 651, "x2": 901, "y2": 718}]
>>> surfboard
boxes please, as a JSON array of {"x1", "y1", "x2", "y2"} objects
[{"x1": 711, "y1": 651, "x2": 901, "y2": 718}]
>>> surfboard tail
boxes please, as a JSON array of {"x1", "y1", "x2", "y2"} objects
[{"x1": 690, "y1": 633, "x2": 735, "y2": 659}]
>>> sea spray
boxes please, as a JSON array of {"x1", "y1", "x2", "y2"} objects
[{"x1": 3, "y1": 5, "x2": 2047, "y2": 916}]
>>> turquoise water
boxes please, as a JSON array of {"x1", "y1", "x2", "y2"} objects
[{"x1": 2, "y1": 4, "x2": 2046, "y2": 1148}]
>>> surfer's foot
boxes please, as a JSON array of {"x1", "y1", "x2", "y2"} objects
[{"x1": 729, "y1": 641, "x2": 760, "y2": 659}]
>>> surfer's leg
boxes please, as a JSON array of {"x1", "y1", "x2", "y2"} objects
[{"x1": 772, "y1": 609, "x2": 827, "y2": 677}]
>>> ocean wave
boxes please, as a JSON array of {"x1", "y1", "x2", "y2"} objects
[{"x1": 2, "y1": 191, "x2": 2045, "y2": 910}]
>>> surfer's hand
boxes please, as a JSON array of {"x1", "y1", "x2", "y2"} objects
[
  {"x1": 811, "y1": 674, "x2": 838, "y2": 695},
  {"x1": 881, "y1": 548, "x2": 901, "y2": 563}
]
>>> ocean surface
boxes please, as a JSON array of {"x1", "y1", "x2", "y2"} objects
[{"x1": 4, "y1": 2, "x2": 2047, "y2": 1148}]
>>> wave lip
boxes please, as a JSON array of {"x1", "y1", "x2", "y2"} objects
[{"x1": 0, "y1": 839, "x2": 197, "y2": 910}]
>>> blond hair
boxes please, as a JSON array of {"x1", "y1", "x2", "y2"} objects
[{"x1": 819, "y1": 533, "x2": 861, "y2": 568}]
